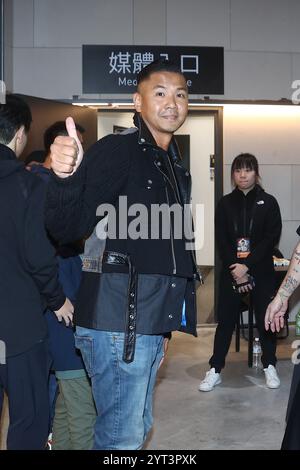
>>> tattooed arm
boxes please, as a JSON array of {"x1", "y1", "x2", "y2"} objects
[{"x1": 265, "y1": 243, "x2": 300, "y2": 332}]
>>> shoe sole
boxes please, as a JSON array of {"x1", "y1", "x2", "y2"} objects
[
  {"x1": 198, "y1": 378, "x2": 222, "y2": 392},
  {"x1": 266, "y1": 383, "x2": 280, "y2": 389}
]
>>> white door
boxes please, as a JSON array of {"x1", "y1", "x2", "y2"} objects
[{"x1": 176, "y1": 114, "x2": 215, "y2": 266}]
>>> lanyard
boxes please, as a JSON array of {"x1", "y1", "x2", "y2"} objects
[{"x1": 233, "y1": 188, "x2": 262, "y2": 238}]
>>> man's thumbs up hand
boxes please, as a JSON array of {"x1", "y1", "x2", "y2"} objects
[
  {"x1": 65, "y1": 117, "x2": 84, "y2": 172},
  {"x1": 50, "y1": 117, "x2": 84, "y2": 178}
]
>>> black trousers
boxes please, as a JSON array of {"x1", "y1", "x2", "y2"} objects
[
  {"x1": 209, "y1": 271, "x2": 277, "y2": 372},
  {"x1": 0, "y1": 340, "x2": 50, "y2": 450},
  {"x1": 282, "y1": 378, "x2": 300, "y2": 450}
]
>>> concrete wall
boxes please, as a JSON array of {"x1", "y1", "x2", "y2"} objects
[{"x1": 11, "y1": 0, "x2": 300, "y2": 101}]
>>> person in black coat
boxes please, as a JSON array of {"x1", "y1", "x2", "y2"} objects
[
  {"x1": 0, "y1": 95, "x2": 73, "y2": 449},
  {"x1": 199, "y1": 153, "x2": 282, "y2": 392},
  {"x1": 30, "y1": 121, "x2": 96, "y2": 450}
]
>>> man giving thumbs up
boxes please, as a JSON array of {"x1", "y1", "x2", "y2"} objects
[{"x1": 45, "y1": 60, "x2": 200, "y2": 450}]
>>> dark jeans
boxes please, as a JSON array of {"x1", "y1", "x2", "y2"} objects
[
  {"x1": 75, "y1": 328, "x2": 164, "y2": 450},
  {"x1": 209, "y1": 272, "x2": 277, "y2": 372},
  {"x1": 0, "y1": 340, "x2": 50, "y2": 450}
]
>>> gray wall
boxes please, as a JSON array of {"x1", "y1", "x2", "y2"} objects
[
  {"x1": 11, "y1": 0, "x2": 300, "y2": 101},
  {"x1": 3, "y1": 0, "x2": 13, "y2": 91}
]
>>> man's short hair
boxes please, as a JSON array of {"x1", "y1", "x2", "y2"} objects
[
  {"x1": 0, "y1": 94, "x2": 32, "y2": 145},
  {"x1": 136, "y1": 59, "x2": 186, "y2": 91},
  {"x1": 43, "y1": 120, "x2": 85, "y2": 153}
]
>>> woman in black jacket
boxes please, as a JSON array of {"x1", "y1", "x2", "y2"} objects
[{"x1": 199, "y1": 153, "x2": 282, "y2": 392}]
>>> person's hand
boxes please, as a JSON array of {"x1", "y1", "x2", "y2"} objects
[
  {"x1": 265, "y1": 294, "x2": 288, "y2": 332},
  {"x1": 236, "y1": 275, "x2": 253, "y2": 293},
  {"x1": 230, "y1": 263, "x2": 249, "y2": 280},
  {"x1": 159, "y1": 338, "x2": 170, "y2": 369},
  {"x1": 54, "y1": 298, "x2": 74, "y2": 326},
  {"x1": 50, "y1": 117, "x2": 83, "y2": 178}
]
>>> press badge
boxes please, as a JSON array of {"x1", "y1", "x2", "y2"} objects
[{"x1": 236, "y1": 238, "x2": 251, "y2": 258}]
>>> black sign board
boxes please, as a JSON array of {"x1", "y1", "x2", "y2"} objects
[{"x1": 83, "y1": 45, "x2": 224, "y2": 95}]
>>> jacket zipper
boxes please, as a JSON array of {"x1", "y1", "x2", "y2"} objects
[
  {"x1": 154, "y1": 160, "x2": 178, "y2": 274},
  {"x1": 164, "y1": 185, "x2": 177, "y2": 275},
  {"x1": 243, "y1": 196, "x2": 247, "y2": 237},
  {"x1": 166, "y1": 156, "x2": 203, "y2": 282},
  {"x1": 165, "y1": 154, "x2": 182, "y2": 204},
  {"x1": 154, "y1": 158, "x2": 203, "y2": 281},
  {"x1": 154, "y1": 159, "x2": 181, "y2": 204}
]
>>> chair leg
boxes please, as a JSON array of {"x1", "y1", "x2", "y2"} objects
[
  {"x1": 240, "y1": 310, "x2": 246, "y2": 340},
  {"x1": 248, "y1": 294, "x2": 254, "y2": 368},
  {"x1": 235, "y1": 321, "x2": 240, "y2": 352}
]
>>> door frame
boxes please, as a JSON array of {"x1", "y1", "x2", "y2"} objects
[{"x1": 188, "y1": 107, "x2": 223, "y2": 322}]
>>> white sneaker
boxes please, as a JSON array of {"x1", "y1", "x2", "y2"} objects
[
  {"x1": 264, "y1": 365, "x2": 280, "y2": 389},
  {"x1": 198, "y1": 368, "x2": 222, "y2": 392},
  {"x1": 46, "y1": 432, "x2": 53, "y2": 450}
]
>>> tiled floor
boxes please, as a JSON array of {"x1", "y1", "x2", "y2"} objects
[
  {"x1": 0, "y1": 326, "x2": 296, "y2": 450},
  {"x1": 146, "y1": 327, "x2": 295, "y2": 450}
]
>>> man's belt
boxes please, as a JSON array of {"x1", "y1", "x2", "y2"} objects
[{"x1": 102, "y1": 251, "x2": 138, "y2": 363}]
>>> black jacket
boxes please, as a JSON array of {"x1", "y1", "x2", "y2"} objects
[
  {"x1": 45, "y1": 116, "x2": 199, "y2": 337},
  {"x1": 215, "y1": 185, "x2": 282, "y2": 278},
  {"x1": 46, "y1": 118, "x2": 198, "y2": 279},
  {"x1": 0, "y1": 144, "x2": 65, "y2": 357}
]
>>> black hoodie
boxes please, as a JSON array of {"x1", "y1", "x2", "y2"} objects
[
  {"x1": 215, "y1": 185, "x2": 282, "y2": 277},
  {"x1": 0, "y1": 144, "x2": 65, "y2": 357}
]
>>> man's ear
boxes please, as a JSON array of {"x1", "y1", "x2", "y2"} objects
[
  {"x1": 15, "y1": 125, "x2": 28, "y2": 157},
  {"x1": 133, "y1": 92, "x2": 142, "y2": 112},
  {"x1": 16, "y1": 125, "x2": 25, "y2": 142}
]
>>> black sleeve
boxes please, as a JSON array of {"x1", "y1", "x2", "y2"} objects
[
  {"x1": 23, "y1": 178, "x2": 66, "y2": 311},
  {"x1": 215, "y1": 198, "x2": 238, "y2": 269},
  {"x1": 244, "y1": 196, "x2": 282, "y2": 269},
  {"x1": 45, "y1": 134, "x2": 131, "y2": 244}
]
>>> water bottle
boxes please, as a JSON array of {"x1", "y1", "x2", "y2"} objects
[
  {"x1": 253, "y1": 337, "x2": 262, "y2": 369},
  {"x1": 296, "y1": 310, "x2": 300, "y2": 336}
]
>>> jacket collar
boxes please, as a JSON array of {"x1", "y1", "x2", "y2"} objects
[
  {"x1": 233, "y1": 184, "x2": 263, "y2": 199},
  {"x1": 0, "y1": 143, "x2": 17, "y2": 161},
  {"x1": 0, "y1": 143, "x2": 24, "y2": 178},
  {"x1": 133, "y1": 112, "x2": 182, "y2": 164}
]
